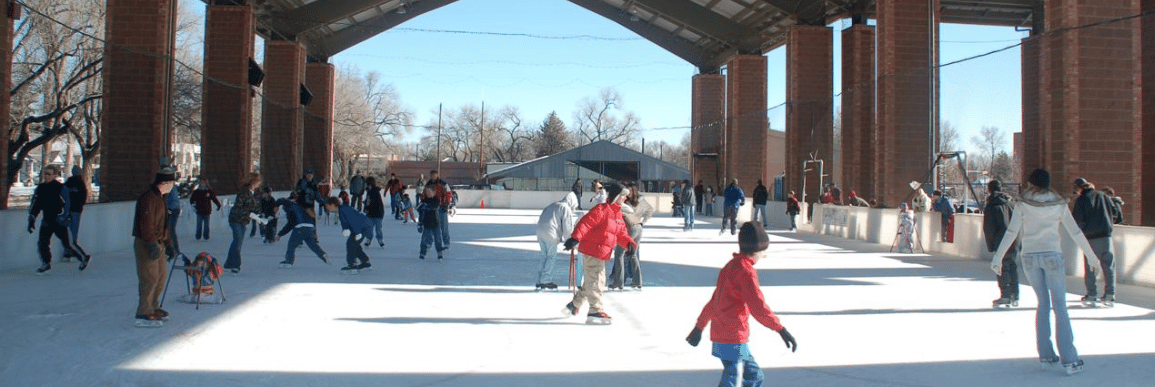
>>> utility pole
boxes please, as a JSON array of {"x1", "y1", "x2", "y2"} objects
[{"x1": 436, "y1": 103, "x2": 443, "y2": 174}]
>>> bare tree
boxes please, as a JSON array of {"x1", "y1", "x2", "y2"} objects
[
  {"x1": 488, "y1": 105, "x2": 534, "y2": 162},
  {"x1": 571, "y1": 87, "x2": 640, "y2": 146},
  {"x1": 969, "y1": 125, "x2": 1006, "y2": 176},
  {"x1": 331, "y1": 65, "x2": 412, "y2": 185}
]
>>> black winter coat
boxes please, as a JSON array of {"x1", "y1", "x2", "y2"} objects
[
  {"x1": 983, "y1": 192, "x2": 1014, "y2": 252},
  {"x1": 1073, "y1": 188, "x2": 1114, "y2": 239},
  {"x1": 753, "y1": 185, "x2": 769, "y2": 205},
  {"x1": 365, "y1": 187, "x2": 386, "y2": 218}
]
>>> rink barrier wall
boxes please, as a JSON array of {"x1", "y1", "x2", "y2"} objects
[{"x1": 797, "y1": 203, "x2": 1155, "y2": 289}]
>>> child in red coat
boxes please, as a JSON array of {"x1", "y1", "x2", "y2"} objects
[
  {"x1": 561, "y1": 183, "x2": 636, "y2": 325},
  {"x1": 686, "y1": 221, "x2": 797, "y2": 387}
]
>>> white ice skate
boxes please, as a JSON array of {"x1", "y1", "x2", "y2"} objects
[{"x1": 585, "y1": 311, "x2": 612, "y2": 325}]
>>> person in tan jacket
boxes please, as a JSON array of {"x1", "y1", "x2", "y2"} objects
[{"x1": 132, "y1": 167, "x2": 177, "y2": 328}]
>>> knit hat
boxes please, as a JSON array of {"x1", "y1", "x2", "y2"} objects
[
  {"x1": 1028, "y1": 169, "x2": 1050, "y2": 189},
  {"x1": 987, "y1": 179, "x2": 1002, "y2": 193},
  {"x1": 153, "y1": 166, "x2": 177, "y2": 185},
  {"x1": 738, "y1": 222, "x2": 770, "y2": 254},
  {"x1": 1073, "y1": 177, "x2": 1088, "y2": 188},
  {"x1": 71, "y1": 166, "x2": 82, "y2": 177},
  {"x1": 604, "y1": 183, "x2": 625, "y2": 203}
]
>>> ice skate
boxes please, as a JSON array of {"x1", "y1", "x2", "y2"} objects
[
  {"x1": 1039, "y1": 356, "x2": 1059, "y2": 370},
  {"x1": 319, "y1": 255, "x2": 330, "y2": 265},
  {"x1": 630, "y1": 284, "x2": 643, "y2": 290},
  {"x1": 134, "y1": 314, "x2": 164, "y2": 328},
  {"x1": 154, "y1": 309, "x2": 170, "y2": 321},
  {"x1": 535, "y1": 283, "x2": 558, "y2": 292},
  {"x1": 992, "y1": 297, "x2": 1018, "y2": 308},
  {"x1": 1064, "y1": 359, "x2": 1084, "y2": 376},
  {"x1": 228, "y1": 268, "x2": 241, "y2": 275},
  {"x1": 78, "y1": 255, "x2": 91, "y2": 271},
  {"x1": 561, "y1": 302, "x2": 578, "y2": 317},
  {"x1": 278, "y1": 261, "x2": 293, "y2": 268},
  {"x1": 585, "y1": 311, "x2": 612, "y2": 325},
  {"x1": 606, "y1": 282, "x2": 623, "y2": 291},
  {"x1": 340, "y1": 264, "x2": 359, "y2": 275},
  {"x1": 35, "y1": 263, "x2": 51, "y2": 275},
  {"x1": 1100, "y1": 294, "x2": 1115, "y2": 307},
  {"x1": 1080, "y1": 295, "x2": 1098, "y2": 307},
  {"x1": 356, "y1": 261, "x2": 372, "y2": 271}
]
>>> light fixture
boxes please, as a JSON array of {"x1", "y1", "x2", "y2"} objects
[
  {"x1": 628, "y1": 6, "x2": 639, "y2": 22},
  {"x1": 395, "y1": 1, "x2": 407, "y2": 14}
]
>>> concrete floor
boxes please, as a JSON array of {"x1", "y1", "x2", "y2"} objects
[{"x1": 2, "y1": 208, "x2": 1153, "y2": 386}]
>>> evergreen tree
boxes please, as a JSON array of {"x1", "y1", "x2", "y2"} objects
[{"x1": 535, "y1": 111, "x2": 572, "y2": 157}]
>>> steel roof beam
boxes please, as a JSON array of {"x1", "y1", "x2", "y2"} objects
[
  {"x1": 567, "y1": 0, "x2": 722, "y2": 72},
  {"x1": 268, "y1": 0, "x2": 385, "y2": 38},
  {"x1": 310, "y1": 0, "x2": 460, "y2": 59},
  {"x1": 630, "y1": 0, "x2": 764, "y2": 52}
]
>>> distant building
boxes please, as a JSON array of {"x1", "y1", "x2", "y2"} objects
[{"x1": 483, "y1": 140, "x2": 690, "y2": 192}]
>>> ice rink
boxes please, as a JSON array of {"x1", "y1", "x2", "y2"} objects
[{"x1": 3, "y1": 208, "x2": 1153, "y2": 386}]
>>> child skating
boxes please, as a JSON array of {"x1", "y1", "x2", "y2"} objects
[
  {"x1": 560, "y1": 183, "x2": 636, "y2": 325},
  {"x1": 276, "y1": 192, "x2": 328, "y2": 268},
  {"x1": 416, "y1": 186, "x2": 445, "y2": 261},
  {"x1": 325, "y1": 197, "x2": 372, "y2": 274},
  {"x1": 686, "y1": 221, "x2": 797, "y2": 387}
]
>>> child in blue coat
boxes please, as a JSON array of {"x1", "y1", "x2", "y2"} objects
[{"x1": 324, "y1": 197, "x2": 372, "y2": 273}]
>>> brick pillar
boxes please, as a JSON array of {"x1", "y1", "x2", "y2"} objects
[
  {"x1": 1040, "y1": 0, "x2": 1139, "y2": 222},
  {"x1": 101, "y1": 0, "x2": 177, "y2": 202},
  {"x1": 260, "y1": 39, "x2": 305, "y2": 191},
  {"x1": 691, "y1": 73, "x2": 725, "y2": 189},
  {"x1": 1020, "y1": 36, "x2": 1043, "y2": 177},
  {"x1": 841, "y1": 23, "x2": 876, "y2": 204},
  {"x1": 725, "y1": 55, "x2": 768, "y2": 194},
  {"x1": 0, "y1": 5, "x2": 12, "y2": 209},
  {"x1": 876, "y1": 0, "x2": 939, "y2": 208},
  {"x1": 304, "y1": 61, "x2": 335, "y2": 185},
  {"x1": 1140, "y1": 0, "x2": 1154, "y2": 226},
  {"x1": 201, "y1": 3, "x2": 253, "y2": 195},
  {"x1": 786, "y1": 25, "x2": 834, "y2": 206}
]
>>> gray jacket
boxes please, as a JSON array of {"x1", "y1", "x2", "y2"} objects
[{"x1": 536, "y1": 192, "x2": 578, "y2": 243}]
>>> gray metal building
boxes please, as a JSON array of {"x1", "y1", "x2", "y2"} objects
[{"x1": 484, "y1": 140, "x2": 690, "y2": 192}]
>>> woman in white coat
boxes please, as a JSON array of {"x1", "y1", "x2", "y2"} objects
[
  {"x1": 535, "y1": 193, "x2": 578, "y2": 290},
  {"x1": 990, "y1": 168, "x2": 1100, "y2": 376}
]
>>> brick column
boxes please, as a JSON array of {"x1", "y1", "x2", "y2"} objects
[
  {"x1": 101, "y1": 0, "x2": 177, "y2": 202},
  {"x1": 841, "y1": 23, "x2": 876, "y2": 204},
  {"x1": 786, "y1": 25, "x2": 834, "y2": 206},
  {"x1": 0, "y1": 5, "x2": 12, "y2": 209},
  {"x1": 1039, "y1": 0, "x2": 1139, "y2": 223},
  {"x1": 1020, "y1": 36, "x2": 1043, "y2": 177},
  {"x1": 691, "y1": 73, "x2": 725, "y2": 189},
  {"x1": 260, "y1": 39, "x2": 305, "y2": 191},
  {"x1": 725, "y1": 55, "x2": 768, "y2": 194},
  {"x1": 1140, "y1": 0, "x2": 1154, "y2": 226},
  {"x1": 201, "y1": 3, "x2": 253, "y2": 195},
  {"x1": 304, "y1": 61, "x2": 335, "y2": 185},
  {"x1": 876, "y1": 0, "x2": 939, "y2": 208}
]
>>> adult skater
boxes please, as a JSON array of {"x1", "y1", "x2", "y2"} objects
[
  {"x1": 62, "y1": 166, "x2": 88, "y2": 262},
  {"x1": 189, "y1": 180, "x2": 221, "y2": 240},
  {"x1": 428, "y1": 170, "x2": 452, "y2": 248},
  {"x1": 276, "y1": 192, "x2": 328, "y2": 268},
  {"x1": 295, "y1": 169, "x2": 321, "y2": 219},
  {"x1": 1071, "y1": 177, "x2": 1118, "y2": 307},
  {"x1": 534, "y1": 192, "x2": 578, "y2": 290},
  {"x1": 608, "y1": 183, "x2": 653, "y2": 290},
  {"x1": 132, "y1": 167, "x2": 178, "y2": 327},
  {"x1": 983, "y1": 180, "x2": 1018, "y2": 308},
  {"x1": 686, "y1": 222, "x2": 797, "y2": 387},
  {"x1": 348, "y1": 171, "x2": 365, "y2": 211},
  {"x1": 326, "y1": 197, "x2": 372, "y2": 274},
  {"x1": 560, "y1": 183, "x2": 636, "y2": 325},
  {"x1": 694, "y1": 180, "x2": 705, "y2": 214},
  {"x1": 364, "y1": 177, "x2": 387, "y2": 248},
  {"x1": 720, "y1": 179, "x2": 745, "y2": 236},
  {"x1": 990, "y1": 168, "x2": 1100, "y2": 376},
  {"x1": 752, "y1": 179, "x2": 768, "y2": 224},
  {"x1": 224, "y1": 173, "x2": 263, "y2": 274},
  {"x1": 28, "y1": 165, "x2": 91, "y2": 273},
  {"x1": 785, "y1": 191, "x2": 800, "y2": 232},
  {"x1": 416, "y1": 186, "x2": 446, "y2": 261},
  {"x1": 680, "y1": 179, "x2": 695, "y2": 231},
  {"x1": 589, "y1": 180, "x2": 607, "y2": 206},
  {"x1": 164, "y1": 175, "x2": 184, "y2": 259},
  {"x1": 572, "y1": 178, "x2": 583, "y2": 210},
  {"x1": 386, "y1": 173, "x2": 404, "y2": 220}
]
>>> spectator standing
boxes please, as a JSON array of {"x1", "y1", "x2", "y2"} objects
[
  {"x1": 703, "y1": 186, "x2": 715, "y2": 216},
  {"x1": 190, "y1": 180, "x2": 222, "y2": 240},
  {"x1": 931, "y1": 190, "x2": 955, "y2": 242},
  {"x1": 848, "y1": 190, "x2": 870, "y2": 207},
  {"x1": 686, "y1": 222, "x2": 797, "y2": 387},
  {"x1": 912, "y1": 187, "x2": 931, "y2": 212},
  {"x1": 694, "y1": 180, "x2": 705, "y2": 214},
  {"x1": 62, "y1": 166, "x2": 88, "y2": 261},
  {"x1": 720, "y1": 179, "x2": 745, "y2": 236},
  {"x1": 28, "y1": 165, "x2": 91, "y2": 273},
  {"x1": 990, "y1": 169, "x2": 1097, "y2": 375},
  {"x1": 983, "y1": 180, "x2": 1018, "y2": 307},
  {"x1": 131, "y1": 167, "x2": 178, "y2": 327},
  {"x1": 534, "y1": 192, "x2": 578, "y2": 290},
  {"x1": 1072, "y1": 178, "x2": 1118, "y2": 307},
  {"x1": 752, "y1": 180, "x2": 769, "y2": 224},
  {"x1": 348, "y1": 171, "x2": 366, "y2": 211}
]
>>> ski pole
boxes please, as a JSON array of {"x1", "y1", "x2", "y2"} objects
[{"x1": 569, "y1": 250, "x2": 576, "y2": 293}]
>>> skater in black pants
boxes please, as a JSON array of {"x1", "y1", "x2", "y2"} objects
[
  {"x1": 983, "y1": 180, "x2": 1018, "y2": 307},
  {"x1": 28, "y1": 165, "x2": 91, "y2": 273},
  {"x1": 326, "y1": 197, "x2": 372, "y2": 273}
]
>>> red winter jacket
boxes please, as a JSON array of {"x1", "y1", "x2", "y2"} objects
[
  {"x1": 571, "y1": 203, "x2": 635, "y2": 260},
  {"x1": 695, "y1": 253, "x2": 785, "y2": 344}
]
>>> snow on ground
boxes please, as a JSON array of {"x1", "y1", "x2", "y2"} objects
[{"x1": 2, "y1": 208, "x2": 1153, "y2": 386}]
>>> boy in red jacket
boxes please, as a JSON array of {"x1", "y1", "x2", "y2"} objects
[
  {"x1": 561, "y1": 183, "x2": 636, "y2": 325},
  {"x1": 686, "y1": 221, "x2": 797, "y2": 387}
]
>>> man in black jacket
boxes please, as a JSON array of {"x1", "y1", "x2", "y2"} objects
[
  {"x1": 983, "y1": 180, "x2": 1018, "y2": 307},
  {"x1": 1072, "y1": 177, "x2": 1117, "y2": 306},
  {"x1": 752, "y1": 180, "x2": 769, "y2": 225},
  {"x1": 28, "y1": 165, "x2": 91, "y2": 274},
  {"x1": 63, "y1": 166, "x2": 89, "y2": 261}
]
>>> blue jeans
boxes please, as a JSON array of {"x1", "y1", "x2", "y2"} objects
[
  {"x1": 537, "y1": 239, "x2": 559, "y2": 283},
  {"x1": 369, "y1": 217, "x2": 384, "y2": 245},
  {"x1": 420, "y1": 227, "x2": 445, "y2": 258},
  {"x1": 1083, "y1": 237, "x2": 1116, "y2": 297},
  {"x1": 713, "y1": 343, "x2": 762, "y2": 387},
  {"x1": 438, "y1": 209, "x2": 450, "y2": 246},
  {"x1": 195, "y1": 214, "x2": 211, "y2": 239},
  {"x1": 753, "y1": 204, "x2": 767, "y2": 225},
  {"x1": 788, "y1": 213, "x2": 797, "y2": 230},
  {"x1": 1023, "y1": 251, "x2": 1079, "y2": 365},
  {"x1": 284, "y1": 227, "x2": 326, "y2": 264},
  {"x1": 69, "y1": 212, "x2": 82, "y2": 242},
  {"x1": 683, "y1": 204, "x2": 695, "y2": 230},
  {"x1": 225, "y1": 221, "x2": 245, "y2": 269}
]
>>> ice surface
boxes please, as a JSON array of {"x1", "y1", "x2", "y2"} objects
[{"x1": 2, "y1": 208, "x2": 1153, "y2": 386}]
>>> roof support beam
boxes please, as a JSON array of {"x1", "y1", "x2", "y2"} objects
[
  {"x1": 268, "y1": 0, "x2": 385, "y2": 38},
  {"x1": 567, "y1": 0, "x2": 722, "y2": 72},
  {"x1": 311, "y1": 0, "x2": 460, "y2": 58},
  {"x1": 629, "y1": 0, "x2": 763, "y2": 51}
]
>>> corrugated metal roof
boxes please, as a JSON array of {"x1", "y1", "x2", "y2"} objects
[{"x1": 485, "y1": 140, "x2": 689, "y2": 181}]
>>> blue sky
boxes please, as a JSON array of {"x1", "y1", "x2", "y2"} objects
[{"x1": 192, "y1": 0, "x2": 1028, "y2": 152}]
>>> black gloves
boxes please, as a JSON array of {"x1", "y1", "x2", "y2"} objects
[
  {"x1": 147, "y1": 243, "x2": 162, "y2": 260},
  {"x1": 27, "y1": 215, "x2": 36, "y2": 233},
  {"x1": 563, "y1": 237, "x2": 579, "y2": 251},
  {"x1": 625, "y1": 243, "x2": 637, "y2": 257},
  {"x1": 778, "y1": 328, "x2": 797, "y2": 352},
  {"x1": 686, "y1": 327, "x2": 703, "y2": 347}
]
